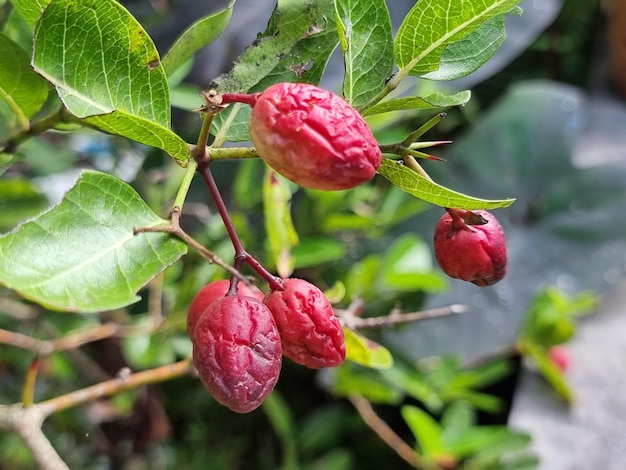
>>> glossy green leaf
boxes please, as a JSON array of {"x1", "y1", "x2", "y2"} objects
[
  {"x1": 519, "y1": 341, "x2": 574, "y2": 403},
  {"x1": 395, "y1": 0, "x2": 522, "y2": 76},
  {"x1": 422, "y1": 8, "x2": 522, "y2": 81},
  {"x1": 9, "y1": 0, "x2": 49, "y2": 27},
  {"x1": 292, "y1": 236, "x2": 347, "y2": 268},
  {"x1": 377, "y1": 157, "x2": 515, "y2": 209},
  {"x1": 344, "y1": 328, "x2": 393, "y2": 370},
  {"x1": 0, "y1": 170, "x2": 187, "y2": 312},
  {"x1": 446, "y1": 389, "x2": 503, "y2": 413},
  {"x1": 162, "y1": 0, "x2": 235, "y2": 77},
  {"x1": 0, "y1": 32, "x2": 48, "y2": 142},
  {"x1": 334, "y1": 0, "x2": 393, "y2": 108},
  {"x1": 32, "y1": 0, "x2": 190, "y2": 164},
  {"x1": 263, "y1": 169, "x2": 299, "y2": 278},
  {"x1": 362, "y1": 90, "x2": 471, "y2": 117},
  {"x1": 211, "y1": 0, "x2": 338, "y2": 142},
  {"x1": 401, "y1": 405, "x2": 444, "y2": 456}
]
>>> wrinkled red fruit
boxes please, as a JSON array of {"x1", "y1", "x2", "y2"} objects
[
  {"x1": 434, "y1": 209, "x2": 507, "y2": 286},
  {"x1": 263, "y1": 278, "x2": 345, "y2": 369},
  {"x1": 248, "y1": 82, "x2": 382, "y2": 191},
  {"x1": 187, "y1": 280, "x2": 264, "y2": 340},
  {"x1": 192, "y1": 295, "x2": 281, "y2": 413}
]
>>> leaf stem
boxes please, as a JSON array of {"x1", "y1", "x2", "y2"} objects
[
  {"x1": 209, "y1": 146, "x2": 259, "y2": 160},
  {"x1": 0, "y1": 106, "x2": 67, "y2": 154},
  {"x1": 173, "y1": 158, "x2": 198, "y2": 210},
  {"x1": 21, "y1": 357, "x2": 39, "y2": 408}
]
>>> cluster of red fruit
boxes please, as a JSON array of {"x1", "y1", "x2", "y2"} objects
[
  {"x1": 192, "y1": 83, "x2": 509, "y2": 413},
  {"x1": 187, "y1": 278, "x2": 345, "y2": 413}
]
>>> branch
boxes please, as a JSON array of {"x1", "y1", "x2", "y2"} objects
[
  {"x1": 338, "y1": 301, "x2": 470, "y2": 330},
  {"x1": 134, "y1": 207, "x2": 252, "y2": 285},
  {"x1": 349, "y1": 394, "x2": 431, "y2": 469}
]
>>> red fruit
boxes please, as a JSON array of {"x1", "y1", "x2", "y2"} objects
[
  {"x1": 263, "y1": 278, "x2": 345, "y2": 369},
  {"x1": 192, "y1": 295, "x2": 282, "y2": 413},
  {"x1": 434, "y1": 209, "x2": 507, "y2": 286},
  {"x1": 248, "y1": 82, "x2": 381, "y2": 191},
  {"x1": 548, "y1": 346, "x2": 570, "y2": 372},
  {"x1": 187, "y1": 280, "x2": 264, "y2": 340}
]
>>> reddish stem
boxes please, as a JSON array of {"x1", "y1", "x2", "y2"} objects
[
  {"x1": 196, "y1": 163, "x2": 284, "y2": 292},
  {"x1": 219, "y1": 92, "x2": 261, "y2": 107}
]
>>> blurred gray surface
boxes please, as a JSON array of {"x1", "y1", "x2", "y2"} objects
[{"x1": 509, "y1": 281, "x2": 626, "y2": 469}]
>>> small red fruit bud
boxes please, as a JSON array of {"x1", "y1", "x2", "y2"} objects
[
  {"x1": 248, "y1": 82, "x2": 381, "y2": 191},
  {"x1": 263, "y1": 278, "x2": 346, "y2": 369},
  {"x1": 187, "y1": 280, "x2": 264, "y2": 340},
  {"x1": 192, "y1": 296, "x2": 282, "y2": 413},
  {"x1": 548, "y1": 345, "x2": 570, "y2": 372},
  {"x1": 433, "y1": 209, "x2": 507, "y2": 286}
]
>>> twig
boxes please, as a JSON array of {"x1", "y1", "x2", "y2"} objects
[
  {"x1": 0, "y1": 323, "x2": 121, "y2": 355},
  {"x1": 349, "y1": 394, "x2": 428, "y2": 469},
  {"x1": 37, "y1": 359, "x2": 193, "y2": 418},
  {"x1": 134, "y1": 207, "x2": 251, "y2": 284},
  {"x1": 339, "y1": 304, "x2": 470, "y2": 330}
]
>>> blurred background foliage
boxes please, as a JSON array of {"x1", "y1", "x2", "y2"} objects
[{"x1": 0, "y1": 0, "x2": 613, "y2": 468}]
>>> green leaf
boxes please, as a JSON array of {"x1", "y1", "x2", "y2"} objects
[
  {"x1": 381, "y1": 233, "x2": 447, "y2": 292},
  {"x1": 334, "y1": 0, "x2": 393, "y2": 109},
  {"x1": 445, "y1": 389, "x2": 503, "y2": 414},
  {"x1": 292, "y1": 236, "x2": 347, "y2": 268},
  {"x1": 448, "y1": 360, "x2": 514, "y2": 391},
  {"x1": 333, "y1": 364, "x2": 402, "y2": 404},
  {"x1": 362, "y1": 90, "x2": 471, "y2": 117},
  {"x1": 162, "y1": 0, "x2": 235, "y2": 77},
  {"x1": 422, "y1": 8, "x2": 522, "y2": 81},
  {"x1": 519, "y1": 341, "x2": 574, "y2": 403},
  {"x1": 211, "y1": 0, "x2": 338, "y2": 142},
  {"x1": 395, "y1": 0, "x2": 523, "y2": 76},
  {"x1": 401, "y1": 405, "x2": 444, "y2": 456},
  {"x1": 9, "y1": 0, "x2": 50, "y2": 28},
  {"x1": 32, "y1": 0, "x2": 189, "y2": 164},
  {"x1": 263, "y1": 169, "x2": 299, "y2": 278},
  {"x1": 344, "y1": 328, "x2": 393, "y2": 370},
  {"x1": 0, "y1": 177, "x2": 48, "y2": 229},
  {"x1": 0, "y1": 170, "x2": 187, "y2": 312},
  {"x1": 377, "y1": 157, "x2": 515, "y2": 209},
  {"x1": 441, "y1": 401, "x2": 475, "y2": 444},
  {"x1": 3, "y1": 7, "x2": 35, "y2": 52},
  {"x1": 0, "y1": 32, "x2": 49, "y2": 142}
]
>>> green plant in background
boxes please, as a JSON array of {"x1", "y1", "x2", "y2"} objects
[{"x1": 0, "y1": 0, "x2": 591, "y2": 468}]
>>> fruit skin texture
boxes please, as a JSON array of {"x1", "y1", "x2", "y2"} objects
[
  {"x1": 192, "y1": 295, "x2": 282, "y2": 413},
  {"x1": 433, "y1": 209, "x2": 507, "y2": 286},
  {"x1": 263, "y1": 278, "x2": 346, "y2": 369},
  {"x1": 248, "y1": 82, "x2": 382, "y2": 191},
  {"x1": 187, "y1": 280, "x2": 264, "y2": 340}
]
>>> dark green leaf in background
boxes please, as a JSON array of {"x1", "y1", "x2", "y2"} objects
[
  {"x1": 0, "y1": 32, "x2": 48, "y2": 142},
  {"x1": 334, "y1": 0, "x2": 393, "y2": 109},
  {"x1": 8, "y1": 0, "x2": 50, "y2": 28},
  {"x1": 263, "y1": 169, "x2": 299, "y2": 278},
  {"x1": 0, "y1": 170, "x2": 187, "y2": 312},
  {"x1": 32, "y1": 0, "x2": 189, "y2": 163},
  {"x1": 377, "y1": 157, "x2": 515, "y2": 209},
  {"x1": 395, "y1": 0, "x2": 523, "y2": 77}
]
